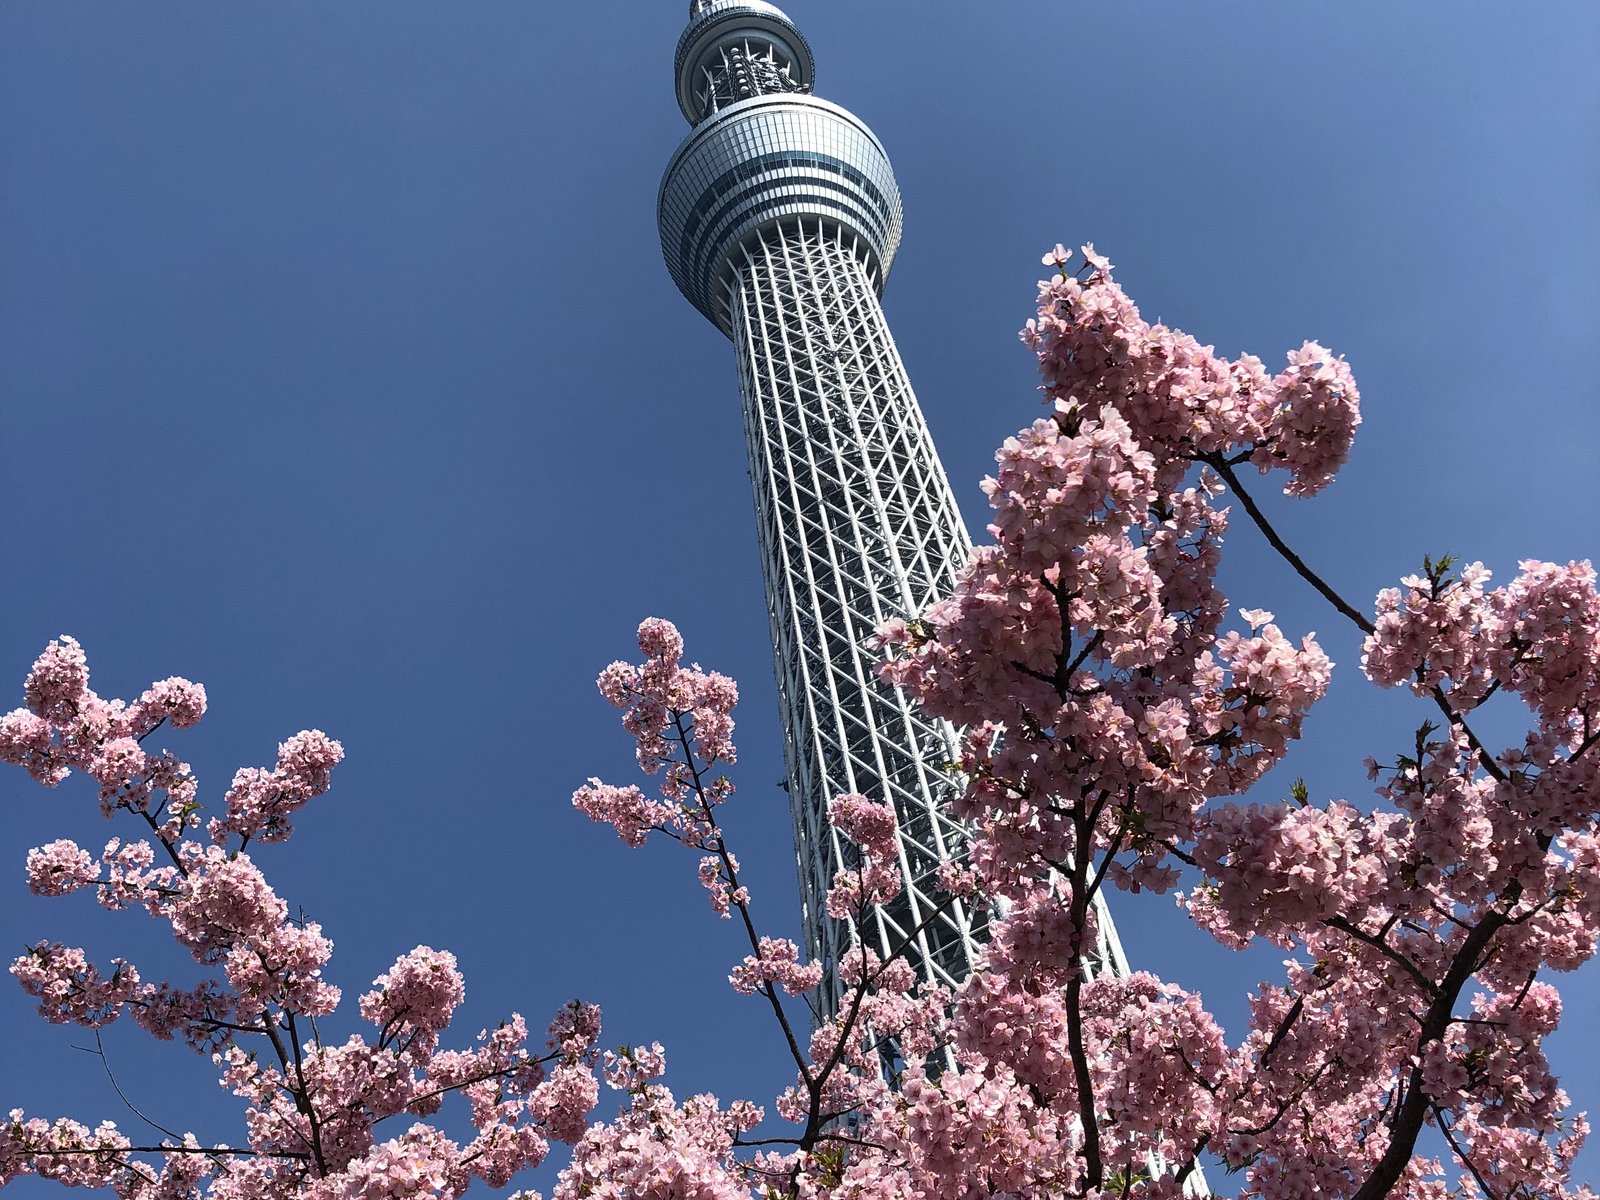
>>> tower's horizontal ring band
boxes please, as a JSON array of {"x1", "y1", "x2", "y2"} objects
[{"x1": 660, "y1": 95, "x2": 903, "y2": 336}]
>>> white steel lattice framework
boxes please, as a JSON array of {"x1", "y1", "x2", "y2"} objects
[
  {"x1": 731, "y1": 221, "x2": 1006, "y2": 1012},
  {"x1": 658, "y1": 0, "x2": 1134, "y2": 1022}
]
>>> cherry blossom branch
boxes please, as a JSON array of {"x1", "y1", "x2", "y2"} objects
[
  {"x1": 248, "y1": 1010, "x2": 321, "y2": 1172},
  {"x1": 1350, "y1": 904, "x2": 1515, "y2": 1199},
  {"x1": 122, "y1": 996, "x2": 267, "y2": 1038},
  {"x1": 283, "y1": 1011, "x2": 328, "y2": 1174},
  {"x1": 1156, "y1": 838, "x2": 1200, "y2": 868},
  {"x1": 1202, "y1": 454, "x2": 1375, "y2": 635},
  {"x1": 132, "y1": 798, "x2": 188, "y2": 875},
  {"x1": 383, "y1": 1051, "x2": 561, "y2": 1119},
  {"x1": 1570, "y1": 724, "x2": 1600, "y2": 764},
  {"x1": 1170, "y1": 1135, "x2": 1210, "y2": 1192},
  {"x1": 667, "y1": 709, "x2": 811, "y2": 1082},
  {"x1": 1258, "y1": 992, "x2": 1305, "y2": 1068},
  {"x1": 1165, "y1": 1045, "x2": 1221, "y2": 1096},
  {"x1": 1320, "y1": 915, "x2": 1437, "y2": 996},
  {"x1": 866, "y1": 891, "x2": 960, "y2": 992},
  {"x1": 1418, "y1": 678, "x2": 1509, "y2": 786},
  {"x1": 1230, "y1": 1059, "x2": 1332, "y2": 1140},
  {"x1": 1507, "y1": 969, "x2": 1540, "y2": 1012},
  {"x1": 668, "y1": 705, "x2": 915, "y2": 1169},
  {"x1": 1082, "y1": 795, "x2": 1132, "y2": 903},
  {"x1": 77, "y1": 1032, "x2": 183, "y2": 1144},
  {"x1": 1432, "y1": 1104, "x2": 1503, "y2": 1200},
  {"x1": 1207, "y1": 452, "x2": 1514, "y2": 786},
  {"x1": 1064, "y1": 801, "x2": 1103, "y2": 1190},
  {"x1": 798, "y1": 938, "x2": 876, "y2": 1150}
]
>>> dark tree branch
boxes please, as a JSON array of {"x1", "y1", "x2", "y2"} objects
[{"x1": 1202, "y1": 455, "x2": 1374, "y2": 635}]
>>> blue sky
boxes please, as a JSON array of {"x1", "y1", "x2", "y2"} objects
[{"x1": 2, "y1": 0, "x2": 1597, "y2": 1192}]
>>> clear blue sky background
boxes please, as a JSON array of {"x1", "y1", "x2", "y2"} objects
[{"x1": 2, "y1": 1, "x2": 1597, "y2": 1193}]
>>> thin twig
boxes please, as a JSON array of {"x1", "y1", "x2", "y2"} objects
[
  {"x1": 1321, "y1": 916, "x2": 1437, "y2": 996},
  {"x1": 75, "y1": 1032, "x2": 184, "y2": 1143},
  {"x1": 1433, "y1": 1104, "x2": 1502, "y2": 1200}
]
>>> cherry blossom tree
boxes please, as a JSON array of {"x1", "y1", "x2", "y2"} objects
[
  {"x1": 4, "y1": 248, "x2": 1597, "y2": 1199},
  {"x1": 1, "y1": 634, "x2": 607, "y2": 1200}
]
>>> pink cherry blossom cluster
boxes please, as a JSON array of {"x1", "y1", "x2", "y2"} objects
[
  {"x1": 697, "y1": 852, "x2": 749, "y2": 918},
  {"x1": 3, "y1": 637, "x2": 604, "y2": 1200},
  {"x1": 357, "y1": 946, "x2": 466, "y2": 1053},
  {"x1": 1, "y1": 638, "x2": 206, "y2": 840},
  {"x1": 823, "y1": 794, "x2": 902, "y2": 918},
  {"x1": 577, "y1": 619, "x2": 753, "y2": 920},
  {"x1": 555, "y1": 1042, "x2": 763, "y2": 1200},
  {"x1": 570, "y1": 780, "x2": 672, "y2": 848},
  {"x1": 210, "y1": 729, "x2": 344, "y2": 846},
  {"x1": 728, "y1": 937, "x2": 822, "y2": 998},
  {"x1": 863, "y1": 248, "x2": 1600, "y2": 1198},
  {"x1": 12, "y1": 942, "x2": 143, "y2": 1026},
  {"x1": 24, "y1": 838, "x2": 99, "y2": 896},
  {"x1": 1364, "y1": 557, "x2": 1600, "y2": 749},
  {"x1": 1026, "y1": 245, "x2": 1360, "y2": 498},
  {"x1": 2, "y1": 1112, "x2": 133, "y2": 1191},
  {"x1": 595, "y1": 617, "x2": 738, "y2": 785},
  {"x1": 2, "y1": 637, "x2": 206, "y2": 799}
]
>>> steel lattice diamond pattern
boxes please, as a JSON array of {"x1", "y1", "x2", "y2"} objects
[{"x1": 733, "y1": 220, "x2": 991, "y2": 1013}]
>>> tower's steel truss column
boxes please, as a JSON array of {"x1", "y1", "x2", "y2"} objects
[{"x1": 731, "y1": 218, "x2": 991, "y2": 1013}]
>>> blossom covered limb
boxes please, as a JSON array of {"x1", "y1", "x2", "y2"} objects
[
  {"x1": 574, "y1": 624, "x2": 945, "y2": 1174},
  {"x1": 1210, "y1": 457, "x2": 1523, "y2": 795},
  {"x1": 575, "y1": 619, "x2": 822, "y2": 1099},
  {"x1": 3, "y1": 638, "x2": 605, "y2": 1200},
  {"x1": 1202, "y1": 453, "x2": 1377, "y2": 637},
  {"x1": 874, "y1": 247, "x2": 1600, "y2": 1197}
]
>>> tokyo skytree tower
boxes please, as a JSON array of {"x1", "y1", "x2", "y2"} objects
[{"x1": 657, "y1": 0, "x2": 1133, "y2": 1020}]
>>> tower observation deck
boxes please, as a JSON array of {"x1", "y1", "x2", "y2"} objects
[{"x1": 657, "y1": 1, "x2": 1133, "y2": 1022}]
